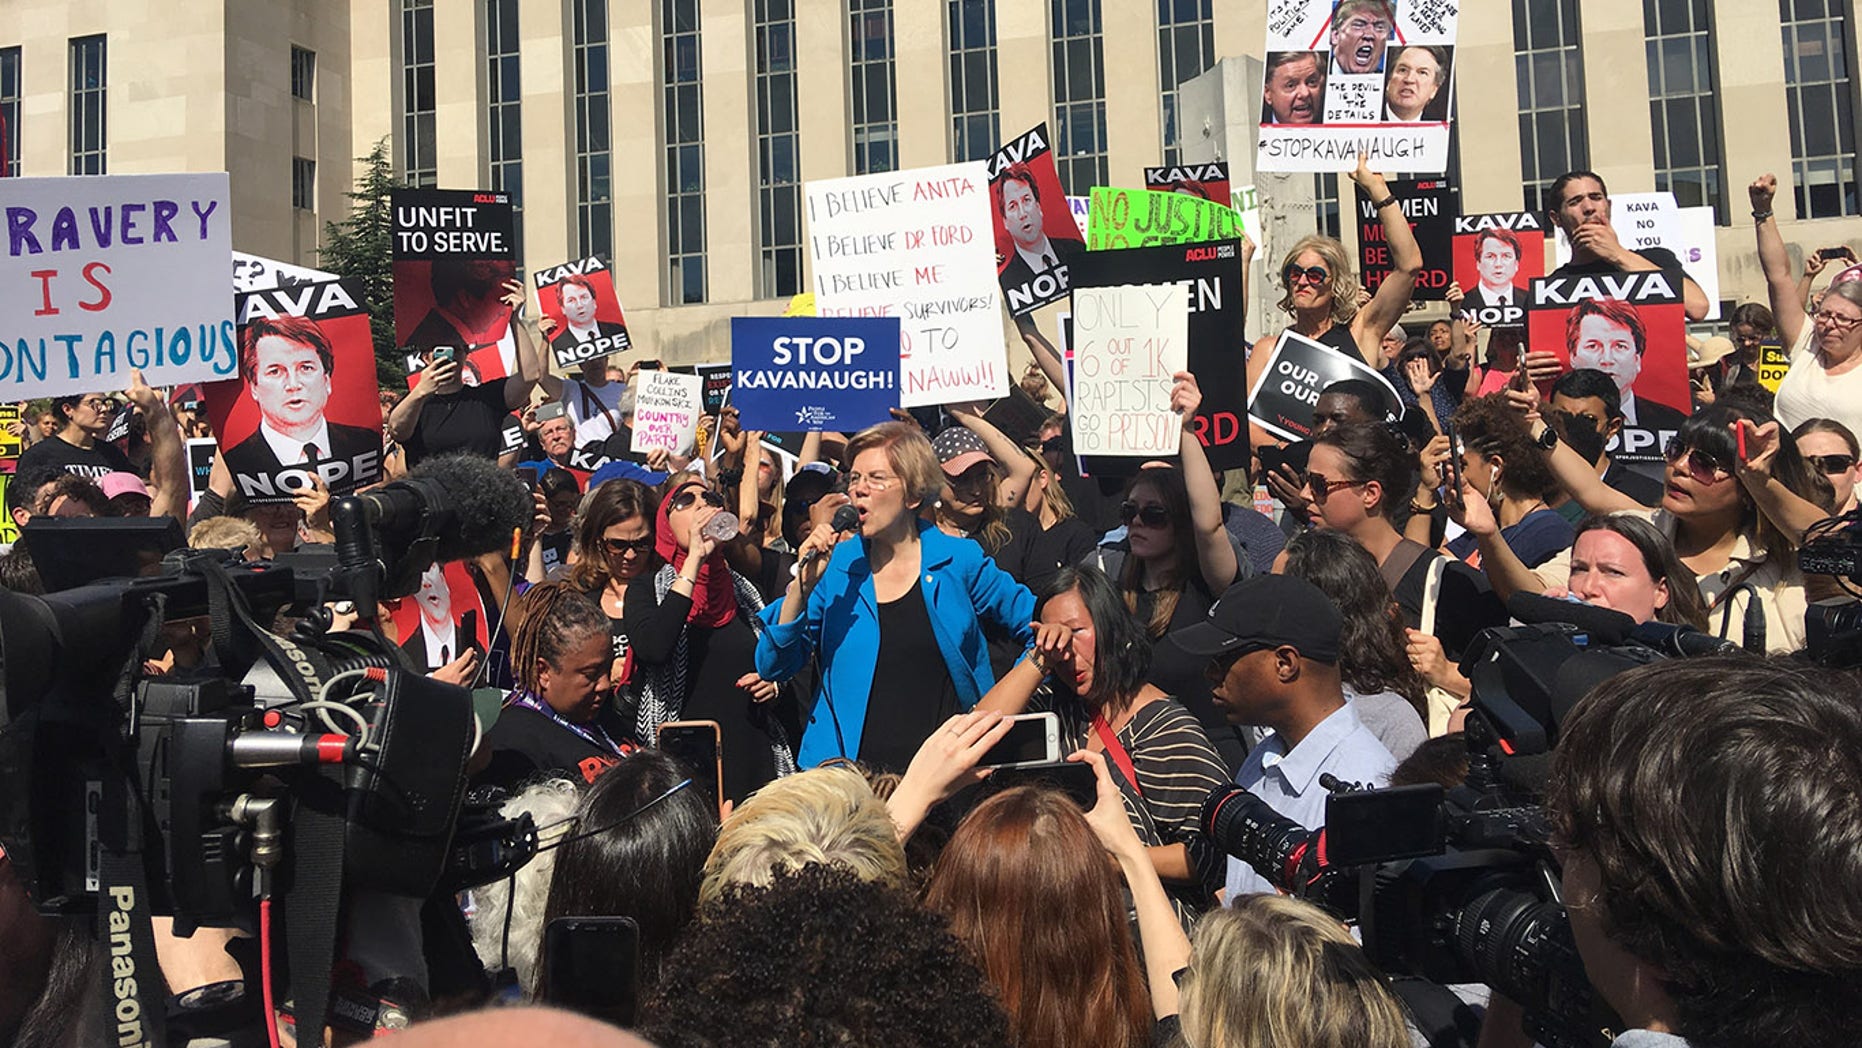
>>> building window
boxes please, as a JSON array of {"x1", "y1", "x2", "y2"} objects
[
  {"x1": 1643, "y1": 0, "x2": 1724, "y2": 222},
  {"x1": 1157, "y1": 0, "x2": 1215, "y2": 163},
  {"x1": 755, "y1": 0, "x2": 802, "y2": 298},
  {"x1": 1513, "y1": 0, "x2": 1586, "y2": 214},
  {"x1": 1, "y1": 47, "x2": 20, "y2": 178},
  {"x1": 293, "y1": 158, "x2": 317, "y2": 211},
  {"x1": 1781, "y1": 0, "x2": 1860, "y2": 218},
  {"x1": 1051, "y1": 0, "x2": 1107, "y2": 196},
  {"x1": 850, "y1": 0, "x2": 898, "y2": 174},
  {"x1": 1313, "y1": 174, "x2": 1340, "y2": 239},
  {"x1": 400, "y1": 0, "x2": 436, "y2": 187},
  {"x1": 573, "y1": 0, "x2": 611, "y2": 260},
  {"x1": 68, "y1": 35, "x2": 106, "y2": 175},
  {"x1": 291, "y1": 46, "x2": 316, "y2": 101},
  {"x1": 948, "y1": 0, "x2": 998, "y2": 163},
  {"x1": 487, "y1": 0, "x2": 523, "y2": 256},
  {"x1": 663, "y1": 0, "x2": 707, "y2": 304}
]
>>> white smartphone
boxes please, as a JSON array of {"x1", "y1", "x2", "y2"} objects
[{"x1": 976, "y1": 712, "x2": 1062, "y2": 770}]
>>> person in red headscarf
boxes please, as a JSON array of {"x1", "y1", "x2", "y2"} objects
[{"x1": 621, "y1": 474, "x2": 795, "y2": 803}]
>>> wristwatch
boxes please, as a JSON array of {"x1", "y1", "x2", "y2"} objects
[
  {"x1": 1536, "y1": 425, "x2": 1559, "y2": 451},
  {"x1": 1372, "y1": 194, "x2": 1399, "y2": 211}
]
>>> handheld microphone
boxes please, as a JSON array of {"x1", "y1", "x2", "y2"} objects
[{"x1": 798, "y1": 505, "x2": 862, "y2": 567}]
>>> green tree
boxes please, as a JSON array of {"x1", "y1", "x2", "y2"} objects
[{"x1": 319, "y1": 138, "x2": 403, "y2": 386}]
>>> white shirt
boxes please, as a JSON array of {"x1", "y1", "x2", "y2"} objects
[
  {"x1": 419, "y1": 617, "x2": 459, "y2": 670},
  {"x1": 260, "y1": 418, "x2": 333, "y2": 466},
  {"x1": 1478, "y1": 283, "x2": 1516, "y2": 306},
  {"x1": 1014, "y1": 237, "x2": 1062, "y2": 276},
  {"x1": 563, "y1": 378, "x2": 627, "y2": 446},
  {"x1": 1224, "y1": 701, "x2": 1397, "y2": 899}
]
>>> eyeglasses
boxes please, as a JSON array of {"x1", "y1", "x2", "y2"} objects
[
  {"x1": 80, "y1": 397, "x2": 118, "y2": 412},
  {"x1": 1662, "y1": 438, "x2": 1732, "y2": 483},
  {"x1": 1303, "y1": 470, "x2": 1367, "y2": 502},
  {"x1": 1809, "y1": 453, "x2": 1858, "y2": 476},
  {"x1": 669, "y1": 488, "x2": 726, "y2": 512},
  {"x1": 1283, "y1": 264, "x2": 1329, "y2": 288},
  {"x1": 847, "y1": 471, "x2": 897, "y2": 491},
  {"x1": 1813, "y1": 309, "x2": 1862, "y2": 331},
  {"x1": 1119, "y1": 501, "x2": 1170, "y2": 528},
  {"x1": 602, "y1": 536, "x2": 654, "y2": 557},
  {"x1": 949, "y1": 468, "x2": 996, "y2": 493}
]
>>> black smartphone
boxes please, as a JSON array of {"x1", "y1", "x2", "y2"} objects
[
  {"x1": 515, "y1": 466, "x2": 540, "y2": 490},
  {"x1": 1257, "y1": 441, "x2": 1311, "y2": 483},
  {"x1": 983, "y1": 760, "x2": 1098, "y2": 809},
  {"x1": 657, "y1": 720, "x2": 723, "y2": 813},
  {"x1": 1440, "y1": 423, "x2": 1463, "y2": 509},
  {"x1": 1820, "y1": 247, "x2": 1853, "y2": 261},
  {"x1": 976, "y1": 712, "x2": 1061, "y2": 770},
  {"x1": 542, "y1": 916, "x2": 640, "y2": 1028}
]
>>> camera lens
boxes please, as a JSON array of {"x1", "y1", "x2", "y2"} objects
[
  {"x1": 1452, "y1": 889, "x2": 1576, "y2": 1013},
  {"x1": 1201, "y1": 786, "x2": 1312, "y2": 892}
]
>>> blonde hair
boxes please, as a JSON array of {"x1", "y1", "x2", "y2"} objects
[
  {"x1": 843, "y1": 421, "x2": 944, "y2": 511},
  {"x1": 462, "y1": 778, "x2": 581, "y2": 995},
  {"x1": 188, "y1": 516, "x2": 265, "y2": 559},
  {"x1": 1176, "y1": 895, "x2": 1410, "y2": 1048},
  {"x1": 1275, "y1": 235, "x2": 1360, "y2": 324},
  {"x1": 700, "y1": 766, "x2": 906, "y2": 907}
]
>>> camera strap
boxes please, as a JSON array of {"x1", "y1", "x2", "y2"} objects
[
  {"x1": 285, "y1": 773, "x2": 348, "y2": 1047},
  {"x1": 197, "y1": 556, "x2": 324, "y2": 706},
  {"x1": 95, "y1": 770, "x2": 171, "y2": 1048}
]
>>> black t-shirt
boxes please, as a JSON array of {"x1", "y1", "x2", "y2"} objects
[
  {"x1": 593, "y1": 424, "x2": 653, "y2": 466},
  {"x1": 1023, "y1": 516, "x2": 1099, "y2": 593},
  {"x1": 404, "y1": 381, "x2": 513, "y2": 468},
  {"x1": 17, "y1": 434, "x2": 134, "y2": 480},
  {"x1": 1551, "y1": 246, "x2": 1687, "y2": 279},
  {"x1": 1047, "y1": 427, "x2": 1125, "y2": 534},
  {"x1": 476, "y1": 706, "x2": 621, "y2": 788},
  {"x1": 1144, "y1": 573, "x2": 1247, "y2": 774},
  {"x1": 861, "y1": 578, "x2": 961, "y2": 774}
]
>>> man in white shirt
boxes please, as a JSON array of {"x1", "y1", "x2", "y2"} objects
[
  {"x1": 1463, "y1": 229, "x2": 1527, "y2": 311},
  {"x1": 1166, "y1": 574, "x2": 1396, "y2": 899},
  {"x1": 995, "y1": 170, "x2": 1085, "y2": 294}
]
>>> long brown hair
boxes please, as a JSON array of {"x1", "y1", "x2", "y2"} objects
[
  {"x1": 1121, "y1": 466, "x2": 1201, "y2": 638},
  {"x1": 924, "y1": 788, "x2": 1151, "y2": 1048},
  {"x1": 568, "y1": 478, "x2": 659, "y2": 593}
]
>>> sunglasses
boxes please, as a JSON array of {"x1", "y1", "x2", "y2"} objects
[
  {"x1": 1662, "y1": 438, "x2": 1732, "y2": 483},
  {"x1": 1283, "y1": 264, "x2": 1329, "y2": 287},
  {"x1": 1119, "y1": 501, "x2": 1170, "y2": 528},
  {"x1": 670, "y1": 488, "x2": 727, "y2": 512},
  {"x1": 1303, "y1": 470, "x2": 1366, "y2": 502},
  {"x1": 603, "y1": 536, "x2": 654, "y2": 557},
  {"x1": 1809, "y1": 453, "x2": 1858, "y2": 475}
]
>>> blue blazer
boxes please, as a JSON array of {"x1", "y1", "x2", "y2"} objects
[{"x1": 757, "y1": 520, "x2": 1036, "y2": 767}]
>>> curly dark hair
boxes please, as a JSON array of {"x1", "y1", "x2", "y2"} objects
[
  {"x1": 639, "y1": 864, "x2": 1010, "y2": 1048},
  {"x1": 1449, "y1": 392, "x2": 1559, "y2": 501},
  {"x1": 1547, "y1": 658, "x2": 1862, "y2": 1048},
  {"x1": 1281, "y1": 529, "x2": 1427, "y2": 714}
]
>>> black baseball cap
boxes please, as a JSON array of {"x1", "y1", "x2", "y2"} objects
[{"x1": 1166, "y1": 575, "x2": 1342, "y2": 665}]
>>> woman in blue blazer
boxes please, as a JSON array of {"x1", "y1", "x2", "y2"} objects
[{"x1": 758, "y1": 422, "x2": 1036, "y2": 770}]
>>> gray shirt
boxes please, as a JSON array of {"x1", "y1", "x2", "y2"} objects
[{"x1": 1344, "y1": 685, "x2": 1428, "y2": 764}]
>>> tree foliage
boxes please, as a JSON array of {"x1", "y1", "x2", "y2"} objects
[{"x1": 319, "y1": 138, "x2": 403, "y2": 387}]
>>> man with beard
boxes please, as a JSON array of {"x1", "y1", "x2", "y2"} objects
[
  {"x1": 1545, "y1": 170, "x2": 1710, "y2": 320},
  {"x1": 1262, "y1": 51, "x2": 1325, "y2": 125},
  {"x1": 1329, "y1": 0, "x2": 1393, "y2": 75},
  {"x1": 994, "y1": 166, "x2": 1084, "y2": 295}
]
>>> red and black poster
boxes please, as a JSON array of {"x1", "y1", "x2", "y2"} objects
[
  {"x1": 533, "y1": 255, "x2": 631, "y2": 370},
  {"x1": 207, "y1": 279, "x2": 384, "y2": 503},
  {"x1": 1142, "y1": 162, "x2": 1233, "y2": 206},
  {"x1": 1358, "y1": 177, "x2": 1454, "y2": 301},
  {"x1": 392, "y1": 188, "x2": 519, "y2": 388},
  {"x1": 987, "y1": 124, "x2": 1087, "y2": 315},
  {"x1": 391, "y1": 559, "x2": 490, "y2": 673},
  {"x1": 1452, "y1": 211, "x2": 1546, "y2": 329},
  {"x1": 1527, "y1": 270, "x2": 1690, "y2": 462}
]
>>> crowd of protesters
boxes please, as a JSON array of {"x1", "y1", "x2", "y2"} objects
[{"x1": 5, "y1": 160, "x2": 1862, "y2": 1048}]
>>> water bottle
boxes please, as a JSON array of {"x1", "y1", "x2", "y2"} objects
[{"x1": 701, "y1": 510, "x2": 741, "y2": 543}]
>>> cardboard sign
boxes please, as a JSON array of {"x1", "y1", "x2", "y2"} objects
[
  {"x1": 805, "y1": 161, "x2": 1008, "y2": 407},
  {"x1": 1358, "y1": 178, "x2": 1454, "y2": 300},
  {"x1": 1673, "y1": 207, "x2": 1721, "y2": 321},
  {"x1": 0, "y1": 405, "x2": 19, "y2": 462},
  {"x1": 1069, "y1": 284, "x2": 1189, "y2": 457},
  {"x1": 207, "y1": 279, "x2": 385, "y2": 504},
  {"x1": 988, "y1": 125, "x2": 1086, "y2": 315},
  {"x1": 1257, "y1": 0, "x2": 1459, "y2": 173},
  {"x1": 1527, "y1": 270, "x2": 1690, "y2": 462},
  {"x1": 1233, "y1": 184, "x2": 1263, "y2": 246},
  {"x1": 233, "y1": 252, "x2": 336, "y2": 295},
  {"x1": 1144, "y1": 162, "x2": 1233, "y2": 206},
  {"x1": 731, "y1": 317, "x2": 900, "y2": 432},
  {"x1": 533, "y1": 255, "x2": 631, "y2": 368},
  {"x1": 1247, "y1": 329, "x2": 1403, "y2": 443},
  {"x1": 1756, "y1": 340, "x2": 1790, "y2": 393},
  {"x1": 392, "y1": 188, "x2": 519, "y2": 384},
  {"x1": 1072, "y1": 240, "x2": 1249, "y2": 470},
  {"x1": 1550, "y1": 192, "x2": 1716, "y2": 317},
  {"x1": 1087, "y1": 187, "x2": 1244, "y2": 251},
  {"x1": 1452, "y1": 211, "x2": 1547, "y2": 329},
  {"x1": 629, "y1": 369, "x2": 703, "y2": 455},
  {"x1": 392, "y1": 559, "x2": 489, "y2": 672},
  {"x1": 1, "y1": 173, "x2": 237, "y2": 398},
  {"x1": 186, "y1": 437, "x2": 217, "y2": 510}
]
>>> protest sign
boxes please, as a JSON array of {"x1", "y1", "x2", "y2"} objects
[
  {"x1": 988, "y1": 125, "x2": 1086, "y2": 315},
  {"x1": 1232, "y1": 185, "x2": 1262, "y2": 246},
  {"x1": 0, "y1": 405, "x2": 19, "y2": 462},
  {"x1": 391, "y1": 560, "x2": 490, "y2": 673},
  {"x1": 233, "y1": 252, "x2": 336, "y2": 295},
  {"x1": 805, "y1": 161, "x2": 1007, "y2": 407},
  {"x1": 1551, "y1": 192, "x2": 1716, "y2": 317},
  {"x1": 206, "y1": 278, "x2": 385, "y2": 503},
  {"x1": 392, "y1": 188, "x2": 519, "y2": 385},
  {"x1": 1069, "y1": 284, "x2": 1189, "y2": 457},
  {"x1": 0, "y1": 477, "x2": 15, "y2": 544},
  {"x1": 629, "y1": 369, "x2": 703, "y2": 455},
  {"x1": 1068, "y1": 196, "x2": 1091, "y2": 239},
  {"x1": 982, "y1": 385, "x2": 1052, "y2": 449},
  {"x1": 1087, "y1": 187, "x2": 1244, "y2": 251},
  {"x1": 1, "y1": 173, "x2": 237, "y2": 399},
  {"x1": 1358, "y1": 178, "x2": 1454, "y2": 300},
  {"x1": 731, "y1": 317, "x2": 900, "y2": 432},
  {"x1": 1144, "y1": 162, "x2": 1233, "y2": 206},
  {"x1": 1674, "y1": 207, "x2": 1721, "y2": 320},
  {"x1": 1527, "y1": 269, "x2": 1690, "y2": 462},
  {"x1": 1257, "y1": 0, "x2": 1459, "y2": 173},
  {"x1": 693, "y1": 363, "x2": 732, "y2": 414},
  {"x1": 1072, "y1": 240, "x2": 1249, "y2": 470},
  {"x1": 1247, "y1": 329, "x2": 1402, "y2": 443},
  {"x1": 533, "y1": 255, "x2": 631, "y2": 369},
  {"x1": 186, "y1": 438, "x2": 216, "y2": 510},
  {"x1": 1756, "y1": 340, "x2": 1790, "y2": 393},
  {"x1": 1452, "y1": 211, "x2": 1547, "y2": 329}
]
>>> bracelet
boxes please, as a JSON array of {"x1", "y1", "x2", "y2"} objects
[
  {"x1": 1373, "y1": 194, "x2": 1399, "y2": 210},
  {"x1": 1026, "y1": 649, "x2": 1050, "y2": 673},
  {"x1": 1408, "y1": 499, "x2": 1437, "y2": 516},
  {"x1": 1752, "y1": 209, "x2": 1773, "y2": 221}
]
